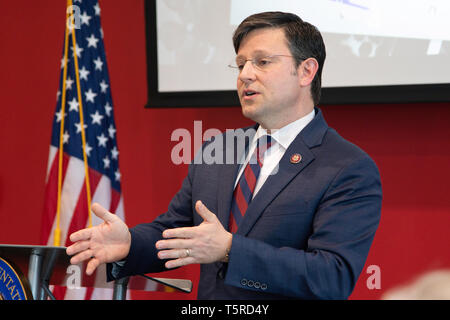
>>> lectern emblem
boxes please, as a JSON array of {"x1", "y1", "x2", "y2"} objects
[{"x1": 0, "y1": 257, "x2": 32, "y2": 300}]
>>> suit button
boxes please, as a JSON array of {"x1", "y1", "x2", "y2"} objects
[
  {"x1": 254, "y1": 282, "x2": 261, "y2": 289},
  {"x1": 240, "y1": 279, "x2": 247, "y2": 286},
  {"x1": 247, "y1": 280, "x2": 254, "y2": 287},
  {"x1": 261, "y1": 283, "x2": 267, "y2": 290}
]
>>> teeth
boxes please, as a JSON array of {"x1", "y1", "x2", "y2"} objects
[{"x1": 246, "y1": 92, "x2": 256, "y2": 96}]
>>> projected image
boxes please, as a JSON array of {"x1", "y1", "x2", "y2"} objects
[
  {"x1": 230, "y1": 0, "x2": 450, "y2": 87},
  {"x1": 156, "y1": 0, "x2": 450, "y2": 92},
  {"x1": 148, "y1": 0, "x2": 450, "y2": 106}
]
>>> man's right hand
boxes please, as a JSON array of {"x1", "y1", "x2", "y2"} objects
[{"x1": 66, "y1": 202, "x2": 131, "y2": 275}]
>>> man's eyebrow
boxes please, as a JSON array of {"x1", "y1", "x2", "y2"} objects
[{"x1": 236, "y1": 50, "x2": 270, "y2": 60}]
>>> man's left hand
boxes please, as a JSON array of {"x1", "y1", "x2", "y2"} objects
[{"x1": 155, "y1": 200, "x2": 232, "y2": 269}]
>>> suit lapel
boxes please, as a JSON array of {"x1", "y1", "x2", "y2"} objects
[{"x1": 236, "y1": 108, "x2": 329, "y2": 236}]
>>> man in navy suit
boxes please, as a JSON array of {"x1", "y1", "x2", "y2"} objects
[{"x1": 67, "y1": 12, "x2": 382, "y2": 299}]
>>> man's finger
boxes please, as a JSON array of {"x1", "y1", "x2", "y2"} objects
[
  {"x1": 86, "y1": 258, "x2": 100, "y2": 276},
  {"x1": 66, "y1": 239, "x2": 90, "y2": 256},
  {"x1": 162, "y1": 226, "x2": 195, "y2": 239},
  {"x1": 195, "y1": 200, "x2": 216, "y2": 223},
  {"x1": 158, "y1": 248, "x2": 192, "y2": 260},
  {"x1": 156, "y1": 238, "x2": 193, "y2": 250},
  {"x1": 165, "y1": 257, "x2": 196, "y2": 269},
  {"x1": 69, "y1": 228, "x2": 92, "y2": 243},
  {"x1": 91, "y1": 202, "x2": 116, "y2": 223},
  {"x1": 69, "y1": 249, "x2": 94, "y2": 265}
]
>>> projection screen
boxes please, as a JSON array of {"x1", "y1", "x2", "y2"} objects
[{"x1": 145, "y1": 0, "x2": 450, "y2": 107}]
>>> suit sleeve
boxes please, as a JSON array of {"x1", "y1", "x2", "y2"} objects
[{"x1": 224, "y1": 155, "x2": 382, "y2": 299}]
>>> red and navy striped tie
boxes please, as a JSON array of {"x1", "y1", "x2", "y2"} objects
[{"x1": 229, "y1": 135, "x2": 273, "y2": 233}]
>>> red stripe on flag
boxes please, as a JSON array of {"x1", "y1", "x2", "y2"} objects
[
  {"x1": 109, "y1": 188, "x2": 121, "y2": 213},
  {"x1": 40, "y1": 150, "x2": 70, "y2": 245},
  {"x1": 84, "y1": 287, "x2": 94, "y2": 300},
  {"x1": 52, "y1": 285, "x2": 67, "y2": 300}
]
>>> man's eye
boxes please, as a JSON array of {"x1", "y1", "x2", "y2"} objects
[{"x1": 256, "y1": 59, "x2": 271, "y2": 68}]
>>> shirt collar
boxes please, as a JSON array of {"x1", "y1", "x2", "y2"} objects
[{"x1": 254, "y1": 109, "x2": 315, "y2": 150}]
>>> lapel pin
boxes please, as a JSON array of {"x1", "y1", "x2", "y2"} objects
[{"x1": 290, "y1": 153, "x2": 302, "y2": 164}]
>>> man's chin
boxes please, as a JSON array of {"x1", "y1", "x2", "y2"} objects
[{"x1": 241, "y1": 103, "x2": 259, "y2": 121}]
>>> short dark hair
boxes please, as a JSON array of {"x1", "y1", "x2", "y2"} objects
[{"x1": 233, "y1": 11, "x2": 326, "y2": 106}]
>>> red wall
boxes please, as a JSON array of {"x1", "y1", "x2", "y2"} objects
[{"x1": 1, "y1": 1, "x2": 449, "y2": 300}]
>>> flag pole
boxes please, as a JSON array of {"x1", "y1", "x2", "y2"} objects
[
  {"x1": 68, "y1": 0, "x2": 93, "y2": 229},
  {"x1": 54, "y1": 0, "x2": 73, "y2": 246}
]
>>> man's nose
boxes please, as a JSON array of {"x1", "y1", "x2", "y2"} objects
[{"x1": 238, "y1": 61, "x2": 257, "y2": 83}]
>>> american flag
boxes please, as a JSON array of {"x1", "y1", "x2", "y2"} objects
[{"x1": 41, "y1": 0, "x2": 126, "y2": 299}]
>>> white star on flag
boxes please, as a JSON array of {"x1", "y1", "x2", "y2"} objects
[
  {"x1": 63, "y1": 131, "x2": 70, "y2": 144},
  {"x1": 79, "y1": 66, "x2": 90, "y2": 80},
  {"x1": 74, "y1": 121, "x2": 88, "y2": 134},
  {"x1": 91, "y1": 110, "x2": 104, "y2": 125},
  {"x1": 99, "y1": 80, "x2": 109, "y2": 93},
  {"x1": 93, "y1": 56, "x2": 103, "y2": 71},
  {"x1": 86, "y1": 34, "x2": 99, "y2": 48},
  {"x1": 65, "y1": 76, "x2": 74, "y2": 90},
  {"x1": 85, "y1": 88, "x2": 97, "y2": 103},
  {"x1": 71, "y1": 43, "x2": 84, "y2": 58},
  {"x1": 108, "y1": 124, "x2": 116, "y2": 138},
  {"x1": 68, "y1": 97, "x2": 79, "y2": 112},
  {"x1": 55, "y1": 110, "x2": 67, "y2": 122},
  {"x1": 103, "y1": 156, "x2": 110, "y2": 169},
  {"x1": 104, "y1": 102, "x2": 112, "y2": 116},
  {"x1": 97, "y1": 133, "x2": 108, "y2": 147},
  {"x1": 94, "y1": 3, "x2": 101, "y2": 15},
  {"x1": 80, "y1": 11, "x2": 92, "y2": 26},
  {"x1": 84, "y1": 142, "x2": 93, "y2": 157},
  {"x1": 111, "y1": 146, "x2": 119, "y2": 160}
]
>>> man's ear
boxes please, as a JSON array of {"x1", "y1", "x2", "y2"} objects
[{"x1": 298, "y1": 58, "x2": 319, "y2": 87}]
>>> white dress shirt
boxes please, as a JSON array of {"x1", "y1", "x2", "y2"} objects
[{"x1": 233, "y1": 109, "x2": 315, "y2": 198}]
